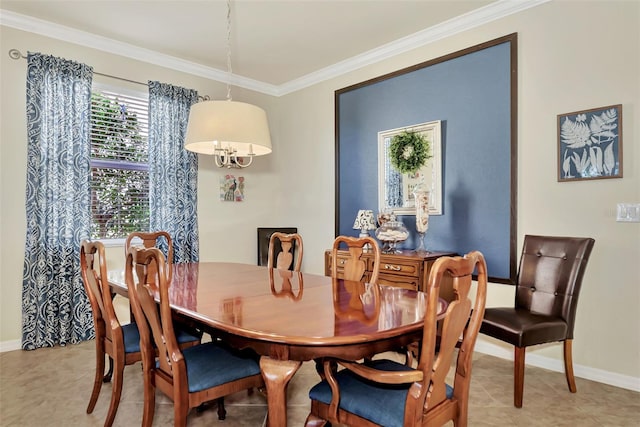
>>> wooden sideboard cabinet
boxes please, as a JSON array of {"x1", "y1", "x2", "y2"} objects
[{"x1": 324, "y1": 249, "x2": 457, "y2": 300}]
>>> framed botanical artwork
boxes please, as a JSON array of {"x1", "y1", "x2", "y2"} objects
[{"x1": 558, "y1": 104, "x2": 622, "y2": 181}]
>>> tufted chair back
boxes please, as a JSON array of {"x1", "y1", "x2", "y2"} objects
[
  {"x1": 515, "y1": 235, "x2": 595, "y2": 338},
  {"x1": 481, "y1": 234, "x2": 595, "y2": 408}
]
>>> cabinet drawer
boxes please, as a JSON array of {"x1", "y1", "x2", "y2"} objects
[
  {"x1": 373, "y1": 258, "x2": 421, "y2": 278},
  {"x1": 325, "y1": 252, "x2": 352, "y2": 277},
  {"x1": 377, "y1": 273, "x2": 418, "y2": 290}
]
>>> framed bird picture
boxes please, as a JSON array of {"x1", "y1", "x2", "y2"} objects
[{"x1": 557, "y1": 104, "x2": 622, "y2": 181}]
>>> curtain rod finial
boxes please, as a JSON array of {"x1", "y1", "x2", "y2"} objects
[{"x1": 9, "y1": 49, "x2": 24, "y2": 60}]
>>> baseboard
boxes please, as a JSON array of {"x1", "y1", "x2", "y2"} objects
[
  {"x1": 474, "y1": 340, "x2": 640, "y2": 393},
  {"x1": 0, "y1": 339, "x2": 21, "y2": 353}
]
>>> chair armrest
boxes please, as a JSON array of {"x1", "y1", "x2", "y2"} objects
[
  {"x1": 321, "y1": 358, "x2": 424, "y2": 423},
  {"x1": 338, "y1": 360, "x2": 424, "y2": 384}
]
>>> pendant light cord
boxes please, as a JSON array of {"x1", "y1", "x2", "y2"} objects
[{"x1": 226, "y1": 0, "x2": 233, "y2": 101}]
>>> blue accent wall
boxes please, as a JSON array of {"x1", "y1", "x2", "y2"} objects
[{"x1": 337, "y1": 39, "x2": 514, "y2": 282}]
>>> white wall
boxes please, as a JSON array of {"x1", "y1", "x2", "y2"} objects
[
  {"x1": 1, "y1": 0, "x2": 638, "y2": 388},
  {"x1": 0, "y1": 25, "x2": 283, "y2": 346}
]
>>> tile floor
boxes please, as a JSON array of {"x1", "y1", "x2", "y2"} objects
[{"x1": 1, "y1": 340, "x2": 639, "y2": 426}]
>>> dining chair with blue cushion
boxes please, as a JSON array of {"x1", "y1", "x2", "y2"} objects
[
  {"x1": 80, "y1": 240, "x2": 146, "y2": 427},
  {"x1": 305, "y1": 251, "x2": 488, "y2": 427},
  {"x1": 125, "y1": 246, "x2": 265, "y2": 426},
  {"x1": 125, "y1": 230, "x2": 204, "y2": 340},
  {"x1": 80, "y1": 240, "x2": 201, "y2": 427}
]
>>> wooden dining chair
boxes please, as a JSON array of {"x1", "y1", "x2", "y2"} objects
[
  {"x1": 305, "y1": 251, "x2": 488, "y2": 427},
  {"x1": 480, "y1": 235, "x2": 595, "y2": 407},
  {"x1": 330, "y1": 235, "x2": 384, "y2": 362},
  {"x1": 125, "y1": 246, "x2": 265, "y2": 426},
  {"x1": 267, "y1": 232, "x2": 304, "y2": 271},
  {"x1": 126, "y1": 231, "x2": 203, "y2": 337},
  {"x1": 80, "y1": 240, "x2": 144, "y2": 427},
  {"x1": 331, "y1": 235, "x2": 380, "y2": 283},
  {"x1": 125, "y1": 231, "x2": 174, "y2": 282},
  {"x1": 80, "y1": 240, "x2": 201, "y2": 427}
]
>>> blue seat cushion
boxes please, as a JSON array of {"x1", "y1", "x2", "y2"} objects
[
  {"x1": 182, "y1": 342, "x2": 261, "y2": 393},
  {"x1": 175, "y1": 327, "x2": 201, "y2": 345},
  {"x1": 121, "y1": 323, "x2": 199, "y2": 354},
  {"x1": 121, "y1": 323, "x2": 141, "y2": 354},
  {"x1": 308, "y1": 359, "x2": 453, "y2": 427}
]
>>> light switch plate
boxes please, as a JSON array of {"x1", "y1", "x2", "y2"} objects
[{"x1": 616, "y1": 203, "x2": 640, "y2": 222}]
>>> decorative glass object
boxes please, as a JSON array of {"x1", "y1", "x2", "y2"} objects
[
  {"x1": 413, "y1": 179, "x2": 430, "y2": 253},
  {"x1": 376, "y1": 209, "x2": 396, "y2": 227},
  {"x1": 375, "y1": 221, "x2": 409, "y2": 254}
]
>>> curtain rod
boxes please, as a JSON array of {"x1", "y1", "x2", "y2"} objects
[
  {"x1": 9, "y1": 49, "x2": 147, "y2": 87},
  {"x1": 8, "y1": 49, "x2": 211, "y2": 100}
]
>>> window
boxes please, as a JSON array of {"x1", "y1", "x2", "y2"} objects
[{"x1": 90, "y1": 86, "x2": 149, "y2": 239}]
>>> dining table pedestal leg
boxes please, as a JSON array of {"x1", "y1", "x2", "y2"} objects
[{"x1": 260, "y1": 356, "x2": 302, "y2": 427}]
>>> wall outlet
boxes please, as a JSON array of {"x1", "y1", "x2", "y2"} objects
[{"x1": 616, "y1": 203, "x2": 640, "y2": 222}]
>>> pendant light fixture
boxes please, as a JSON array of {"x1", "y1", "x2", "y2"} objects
[{"x1": 184, "y1": 0, "x2": 272, "y2": 168}]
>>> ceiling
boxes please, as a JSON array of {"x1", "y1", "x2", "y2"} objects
[{"x1": 1, "y1": 1, "x2": 541, "y2": 95}]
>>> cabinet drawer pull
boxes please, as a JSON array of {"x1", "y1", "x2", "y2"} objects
[
  {"x1": 339, "y1": 259, "x2": 346, "y2": 265},
  {"x1": 384, "y1": 264, "x2": 401, "y2": 271}
]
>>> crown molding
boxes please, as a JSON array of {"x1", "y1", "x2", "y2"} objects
[
  {"x1": 276, "y1": 0, "x2": 550, "y2": 95},
  {"x1": 1, "y1": 0, "x2": 549, "y2": 97},
  {"x1": 0, "y1": 9, "x2": 281, "y2": 96}
]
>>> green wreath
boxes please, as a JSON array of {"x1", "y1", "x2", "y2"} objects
[{"x1": 388, "y1": 130, "x2": 431, "y2": 174}]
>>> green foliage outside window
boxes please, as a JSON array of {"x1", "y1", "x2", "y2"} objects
[{"x1": 90, "y1": 92, "x2": 149, "y2": 239}]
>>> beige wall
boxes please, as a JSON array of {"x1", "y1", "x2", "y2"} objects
[{"x1": 1, "y1": 0, "x2": 638, "y2": 386}]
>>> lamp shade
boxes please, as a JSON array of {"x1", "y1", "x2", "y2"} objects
[
  {"x1": 353, "y1": 209, "x2": 376, "y2": 231},
  {"x1": 184, "y1": 100, "x2": 272, "y2": 156}
]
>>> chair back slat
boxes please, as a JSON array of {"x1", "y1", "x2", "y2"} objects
[
  {"x1": 125, "y1": 231, "x2": 174, "y2": 285},
  {"x1": 80, "y1": 240, "x2": 122, "y2": 342},
  {"x1": 331, "y1": 236, "x2": 380, "y2": 284},
  {"x1": 268, "y1": 232, "x2": 304, "y2": 271}
]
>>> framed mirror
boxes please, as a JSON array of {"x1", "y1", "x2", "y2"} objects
[{"x1": 377, "y1": 120, "x2": 442, "y2": 216}]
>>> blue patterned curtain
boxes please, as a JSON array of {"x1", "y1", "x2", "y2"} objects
[
  {"x1": 22, "y1": 53, "x2": 94, "y2": 349},
  {"x1": 148, "y1": 81, "x2": 199, "y2": 263}
]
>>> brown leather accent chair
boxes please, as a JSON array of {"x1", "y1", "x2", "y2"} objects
[{"x1": 480, "y1": 235, "x2": 595, "y2": 407}]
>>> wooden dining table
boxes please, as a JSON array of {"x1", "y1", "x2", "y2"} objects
[{"x1": 108, "y1": 262, "x2": 445, "y2": 427}]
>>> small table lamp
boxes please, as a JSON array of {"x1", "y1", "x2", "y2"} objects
[{"x1": 353, "y1": 209, "x2": 376, "y2": 239}]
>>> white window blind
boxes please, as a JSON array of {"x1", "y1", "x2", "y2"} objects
[{"x1": 90, "y1": 88, "x2": 149, "y2": 239}]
